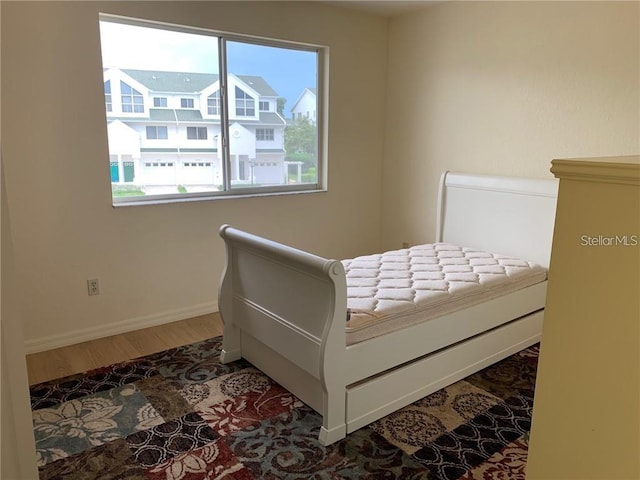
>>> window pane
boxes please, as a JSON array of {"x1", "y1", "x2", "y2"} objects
[
  {"x1": 207, "y1": 90, "x2": 220, "y2": 115},
  {"x1": 100, "y1": 20, "x2": 220, "y2": 199},
  {"x1": 104, "y1": 80, "x2": 112, "y2": 112},
  {"x1": 226, "y1": 40, "x2": 318, "y2": 189},
  {"x1": 99, "y1": 16, "x2": 321, "y2": 203},
  {"x1": 181, "y1": 98, "x2": 194, "y2": 109}
]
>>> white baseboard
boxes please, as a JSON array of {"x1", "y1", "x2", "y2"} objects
[{"x1": 24, "y1": 301, "x2": 218, "y2": 354}]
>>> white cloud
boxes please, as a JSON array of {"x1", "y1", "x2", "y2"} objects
[{"x1": 99, "y1": 21, "x2": 218, "y2": 73}]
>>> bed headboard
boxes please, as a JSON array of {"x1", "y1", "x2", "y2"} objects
[{"x1": 436, "y1": 171, "x2": 558, "y2": 267}]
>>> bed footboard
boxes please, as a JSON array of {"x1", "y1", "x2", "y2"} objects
[{"x1": 218, "y1": 225, "x2": 348, "y2": 444}]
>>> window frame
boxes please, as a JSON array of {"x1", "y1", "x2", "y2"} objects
[
  {"x1": 256, "y1": 128, "x2": 275, "y2": 141},
  {"x1": 207, "y1": 90, "x2": 221, "y2": 115},
  {"x1": 180, "y1": 97, "x2": 195, "y2": 109},
  {"x1": 234, "y1": 86, "x2": 256, "y2": 117},
  {"x1": 100, "y1": 14, "x2": 327, "y2": 206},
  {"x1": 186, "y1": 126, "x2": 208, "y2": 140},
  {"x1": 120, "y1": 80, "x2": 144, "y2": 113},
  {"x1": 146, "y1": 125, "x2": 168, "y2": 140},
  {"x1": 104, "y1": 80, "x2": 112, "y2": 112},
  {"x1": 153, "y1": 97, "x2": 168, "y2": 108}
]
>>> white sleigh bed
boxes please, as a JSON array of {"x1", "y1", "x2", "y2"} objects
[{"x1": 218, "y1": 171, "x2": 558, "y2": 445}]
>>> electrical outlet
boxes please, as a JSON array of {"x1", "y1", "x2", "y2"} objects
[{"x1": 87, "y1": 278, "x2": 100, "y2": 296}]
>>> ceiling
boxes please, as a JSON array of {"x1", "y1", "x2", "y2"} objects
[{"x1": 319, "y1": 1, "x2": 442, "y2": 17}]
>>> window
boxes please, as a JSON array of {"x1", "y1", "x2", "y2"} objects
[
  {"x1": 146, "y1": 126, "x2": 168, "y2": 139},
  {"x1": 99, "y1": 15, "x2": 323, "y2": 204},
  {"x1": 207, "y1": 91, "x2": 220, "y2": 115},
  {"x1": 145, "y1": 162, "x2": 174, "y2": 167},
  {"x1": 256, "y1": 128, "x2": 274, "y2": 141},
  {"x1": 120, "y1": 81, "x2": 144, "y2": 113},
  {"x1": 187, "y1": 126, "x2": 207, "y2": 140},
  {"x1": 184, "y1": 162, "x2": 213, "y2": 167},
  {"x1": 154, "y1": 97, "x2": 167, "y2": 107},
  {"x1": 104, "y1": 80, "x2": 112, "y2": 112},
  {"x1": 235, "y1": 87, "x2": 255, "y2": 116},
  {"x1": 181, "y1": 98, "x2": 195, "y2": 109}
]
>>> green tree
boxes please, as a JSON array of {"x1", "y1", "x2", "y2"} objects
[{"x1": 285, "y1": 117, "x2": 316, "y2": 156}]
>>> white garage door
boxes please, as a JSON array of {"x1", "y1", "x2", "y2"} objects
[
  {"x1": 181, "y1": 161, "x2": 217, "y2": 185},
  {"x1": 142, "y1": 161, "x2": 176, "y2": 185}
]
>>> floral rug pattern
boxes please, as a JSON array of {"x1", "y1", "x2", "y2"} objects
[{"x1": 31, "y1": 337, "x2": 539, "y2": 479}]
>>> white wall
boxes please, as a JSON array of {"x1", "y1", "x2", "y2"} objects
[
  {"x1": 4, "y1": 1, "x2": 638, "y2": 352},
  {"x1": 1, "y1": 3, "x2": 39, "y2": 467},
  {"x1": 1, "y1": 1, "x2": 388, "y2": 351},
  {"x1": 1, "y1": 168, "x2": 39, "y2": 480},
  {"x1": 383, "y1": 1, "x2": 640, "y2": 250}
]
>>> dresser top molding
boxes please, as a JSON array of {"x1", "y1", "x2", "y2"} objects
[{"x1": 551, "y1": 155, "x2": 640, "y2": 186}]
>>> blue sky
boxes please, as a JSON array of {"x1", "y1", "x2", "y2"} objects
[
  {"x1": 99, "y1": 20, "x2": 317, "y2": 116},
  {"x1": 227, "y1": 41, "x2": 317, "y2": 112}
]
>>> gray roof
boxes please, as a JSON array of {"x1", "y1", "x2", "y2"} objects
[
  {"x1": 107, "y1": 110, "x2": 205, "y2": 123},
  {"x1": 121, "y1": 69, "x2": 279, "y2": 97},
  {"x1": 249, "y1": 112, "x2": 286, "y2": 126},
  {"x1": 140, "y1": 148, "x2": 218, "y2": 153},
  {"x1": 122, "y1": 70, "x2": 215, "y2": 93},
  {"x1": 236, "y1": 76, "x2": 279, "y2": 97},
  {"x1": 110, "y1": 110, "x2": 284, "y2": 127},
  {"x1": 259, "y1": 112, "x2": 285, "y2": 125},
  {"x1": 257, "y1": 148, "x2": 286, "y2": 153},
  {"x1": 148, "y1": 109, "x2": 204, "y2": 122}
]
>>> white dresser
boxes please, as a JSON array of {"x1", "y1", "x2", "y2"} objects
[{"x1": 527, "y1": 156, "x2": 640, "y2": 479}]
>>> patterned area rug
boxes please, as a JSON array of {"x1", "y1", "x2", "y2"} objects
[{"x1": 30, "y1": 337, "x2": 539, "y2": 479}]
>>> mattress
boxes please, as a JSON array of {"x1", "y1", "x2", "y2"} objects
[{"x1": 342, "y1": 243, "x2": 547, "y2": 345}]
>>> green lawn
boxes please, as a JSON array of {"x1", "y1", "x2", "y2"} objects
[{"x1": 112, "y1": 185, "x2": 145, "y2": 197}]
